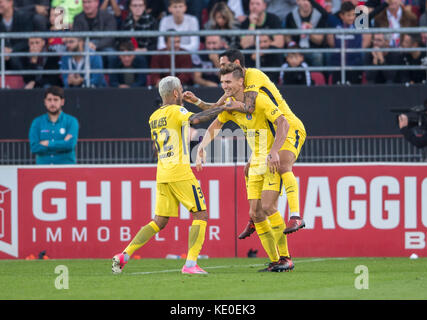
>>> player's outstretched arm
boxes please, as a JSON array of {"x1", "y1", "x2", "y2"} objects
[
  {"x1": 267, "y1": 115, "x2": 289, "y2": 173},
  {"x1": 188, "y1": 106, "x2": 225, "y2": 125},
  {"x1": 196, "y1": 118, "x2": 224, "y2": 171},
  {"x1": 183, "y1": 91, "x2": 228, "y2": 111}
]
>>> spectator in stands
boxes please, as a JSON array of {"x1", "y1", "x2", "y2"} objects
[
  {"x1": 100, "y1": 0, "x2": 127, "y2": 27},
  {"x1": 284, "y1": 0, "x2": 327, "y2": 67},
  {"x1": 240, "y1": 0, "x2": 284, "y2": 49},
  {"x1": 157, "y1": 0, "x2": 199, "y2": 53},
  {"x1": 265, "y1": 0, "x2": 297, "y2": 22},
  {"x1": 14, "y1": 0, "x2": 49, "y2": 31},
  {"x1": 192, "y1": 35, "x2": 225, "y2": 87},
  {"x1": 374, "y1": 0, "x2": 417, "y2": 47},
  {"x1": 327, "y1": 1, "x2": 371, "y2": 84},
  {"x1": 73, "y1": 0, "x2": 117, "y2": 67},
  {"x1": 29, "y1": 86, "x2": 79, "y2": 165},
  {"x1": 23, "y1": 37, "x2": 63, "y2": 89},
  {"x1": 204, "y1": 1, "x2": 241, "y2": 49},
  {"x1": 397, "y1": 33, "x2": 427, "y2": 84},
  {"x1": 245, "y1": 34, "x2": 283, "y2": 83},
  {"x1": 120, "y1": 0, "x2": 158, "y2": 53},
  {"x1": 150, "y1": 30, "x2": 193, "y2": 86},
  {"x1": 364, "y1": 33, "x2": 400, "y2": 84},
  {"x1": 51, "y1": 0, "x2": 83, "y2": 27},
  {"x1": 208, "y1": 0, "x2": 249, "y2": 23},
  {"x1": 0, "y1": 0, "x2": 33, "y2": 70},
  {"x1": 109, "y1": 40, "x2": 147, "y2": 87},
  {"x1": 145, "y1": 0, "x2": 168, "y2": 20},
  {"x1": 279, "y1": 41, "x2": 312, "y2": 85},
  {"x1": 60, "y1": 37, "x2": 106, "y2": 88}
]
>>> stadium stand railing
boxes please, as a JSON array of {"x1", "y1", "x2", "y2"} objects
[
  {"x1": 1, "y1": 135, "x2": 425, "y2": 165},
  {"x1": 1, "y1": 27, "x2": 427, "y2": 87}
]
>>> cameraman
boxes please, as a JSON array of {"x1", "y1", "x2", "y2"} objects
[{"x1": 398, "y1": 103, "x2": 427, "y2": 149}]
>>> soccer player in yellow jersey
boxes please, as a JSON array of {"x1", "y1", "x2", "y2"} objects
[
  {"x1": 112, "y1": 76, "x2": 225, "y2": 275},
  {"x1": 184, "y1": 49, "x2": 307, "y2": 237},
  {"x1": 196, "y1": 64, "x2": 294, "y2": 272}
]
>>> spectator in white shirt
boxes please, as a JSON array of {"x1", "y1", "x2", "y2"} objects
[{"x1": 157, "y1": 0, "x2": 200, "y2": 53}]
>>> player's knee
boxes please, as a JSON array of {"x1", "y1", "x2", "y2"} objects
[
  {"x1": 153, "y1": 216, "x2": 169, "y2": 230},
  {"x1": 261, "y1": 202, "x2": 277, "y2": 215},
  {"x1": 192, "y1": 210, "x2": 208, "y2": 221}
]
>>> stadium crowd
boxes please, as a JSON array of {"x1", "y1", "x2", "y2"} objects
[{"x1": 0, "y1": 0, "x2": 426, "y2": 88}]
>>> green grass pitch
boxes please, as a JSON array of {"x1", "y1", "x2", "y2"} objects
[{"x1": 0, "y1": 257, "x2": 426, "y2": 300}]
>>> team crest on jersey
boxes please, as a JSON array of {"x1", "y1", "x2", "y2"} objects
[{"x1": 246, "y1": 114, "x2": 252, "y2": 120}]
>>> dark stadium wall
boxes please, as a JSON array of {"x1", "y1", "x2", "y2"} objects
[{"x1": 1, "y1": 85, "x2": 426, "y2": 139}]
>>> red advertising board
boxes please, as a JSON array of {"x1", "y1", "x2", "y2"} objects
[{"x1": 0, "y1": 164, "x2": 426, "y2": 259}]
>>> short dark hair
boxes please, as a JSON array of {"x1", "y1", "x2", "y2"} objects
[
  {"x1": 219, "y1": 63, "x2": 244, "y2": 79},
  {"x1": 219, "y1": 49, "x2": 245, "y2": 68},
  {"x1": 169, "y1": 0, "x2": 186, "y2": 6},
  {"x1": 44, "y1": 86, "x2": 64, "y2": 99},
  {"x1": 403, "y1": 33, "x2": 423, "y2": 47},
  {"x1": 119, "y1": 40, "x2": 135, "y2": 52},
  {"x1": 340, "y1": 1, "x2": 355, "y2": 14}
]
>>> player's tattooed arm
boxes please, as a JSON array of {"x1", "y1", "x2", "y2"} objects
[
  {"x1": 223, "y1": 91, "x2": 257, "y2": 114},
  {"x1": 189, "y1": 106, "x2": 225, "y2": 125},
  {"x1": 183, "y1": 91, "x2": 227, "y2": 110}
]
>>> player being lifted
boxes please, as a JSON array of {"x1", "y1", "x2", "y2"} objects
[
  {"x1": 196, "y1": 63, "x2": 294, "y2": 272},
  {"x1": 184, "y1": 49, "x2": 306, "y2": 239},
  {"x1": 112, "y1": 76, "x2": 225, "y2": 275}
]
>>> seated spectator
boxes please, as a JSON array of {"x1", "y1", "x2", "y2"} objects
[
  {"x1": 51, "y1": 0, "x2": 83, "y2": 27},
  {"x1": 14, "y1": 0, "x2": 49, "y2": 31},
  {"x1": 208, "y1": 0, "x2": 249, "y2": 24},
  {"x1": 240, "y1": 0, "x2": 284, "y2": 49},
  {"x1": 157, "y1": 0, "x2": 199, "y2": 53},
  {"x1": 245, "y1": 34, "x2": 283, "y2": 83},
  {"x1": 0, "y1": 0, "x2": 33, "y2": 70},
  {"x1": 265, "y1": 0, "x2": 297, "y2": 22},
  {"x1": 364, "y1": 33, "x2": 400, "y2": 84},
  {"x1": 120, "y1": 0, "x2": 158, "y2": 53},
  {"x1": 23, "y1": 37, "x2": 63, "y2": 89},
  {"x1": 326, "y1": 1, "x2": 370, "y2": 84},
  {"x1": 374, "y1": 0, "x2": 417, "y2": 47},
  {"x1": 144, "y1": 0, "x2": 167, "y2": 20},
  {"x1": 60, "y1": 37, "x2": 106, "y2": 88},
  {"x1": 73, "y1": 0, "x2": 117, "y2": 67},
  {"x1": 284, "y1": 0, "x2": 327, "y2": 67},
  {"x1": 192, "y1": 35, "x2": 226, "y2": 87},
  {"x1": 397, "y1": 33, "x2": 427, "y2": 84},
  {"x1": 279, "y1": 41, "x2": 312, "y2": 85},
  {"x1": 100, "y1": 0, "x2": 127, "y2": 27},
  {"x1": 204, "y1": 1, "x2": 241, "y2": 49},
  {"x1": 109, "y1": 40, "x2": 148, "y2": 88},
  {"x1": 150, "y1": 31, "x2": 193, "y2": 86}
]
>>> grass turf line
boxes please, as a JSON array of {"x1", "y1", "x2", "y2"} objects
[{"x1": 0, "y1": 257, "x2": 426, "y2": 300}]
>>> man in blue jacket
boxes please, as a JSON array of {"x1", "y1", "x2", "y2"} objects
[{"x1": 29, "y1": 86, "x2": 79, "y2": 164}]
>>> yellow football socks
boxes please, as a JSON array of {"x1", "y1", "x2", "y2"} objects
[
  {"x1": 124, "y1": 221, "x2": 160, "y2": 256},
  {"x1": 186, "y1": 220, "x2": 207, "y2": 263},
  {"x1": 281, "y1": 171, "x2": 300, "y2": 215},
  {"x1": 268, "y1": 211, "x2": 290, "y2": 257},
  {"x1": 254, "y1": 219, "x2": 279, "y2": 262}
]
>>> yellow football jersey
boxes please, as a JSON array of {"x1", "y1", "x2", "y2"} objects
[
  {"x1": 149, "y1": 104, "x2": 195, "y2": 183},
  {"x1": 218, "y1": 95, "x2": 284, "y2": 169},
  {"x1": 244, "y1": 68, "x2": 301, "y2": 126}
]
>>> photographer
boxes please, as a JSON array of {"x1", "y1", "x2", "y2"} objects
[{"x1": 398, "y1": 100, "x2": 427, "y2": 149}]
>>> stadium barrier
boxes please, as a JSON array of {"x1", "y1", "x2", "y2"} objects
[
  {"x1": 0, "y1": 135, "x2": 425, "y2": 165},
  {"x1": 1, "y1": 27, "x2": 427, "y2": 88},
  {"x1": 1, "y1": 163, "x2": 426, "y2": 259}
]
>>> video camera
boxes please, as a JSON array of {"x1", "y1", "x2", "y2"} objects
[{"x1": 390, "y1": 99, "x2": 427, "y2": 128}]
